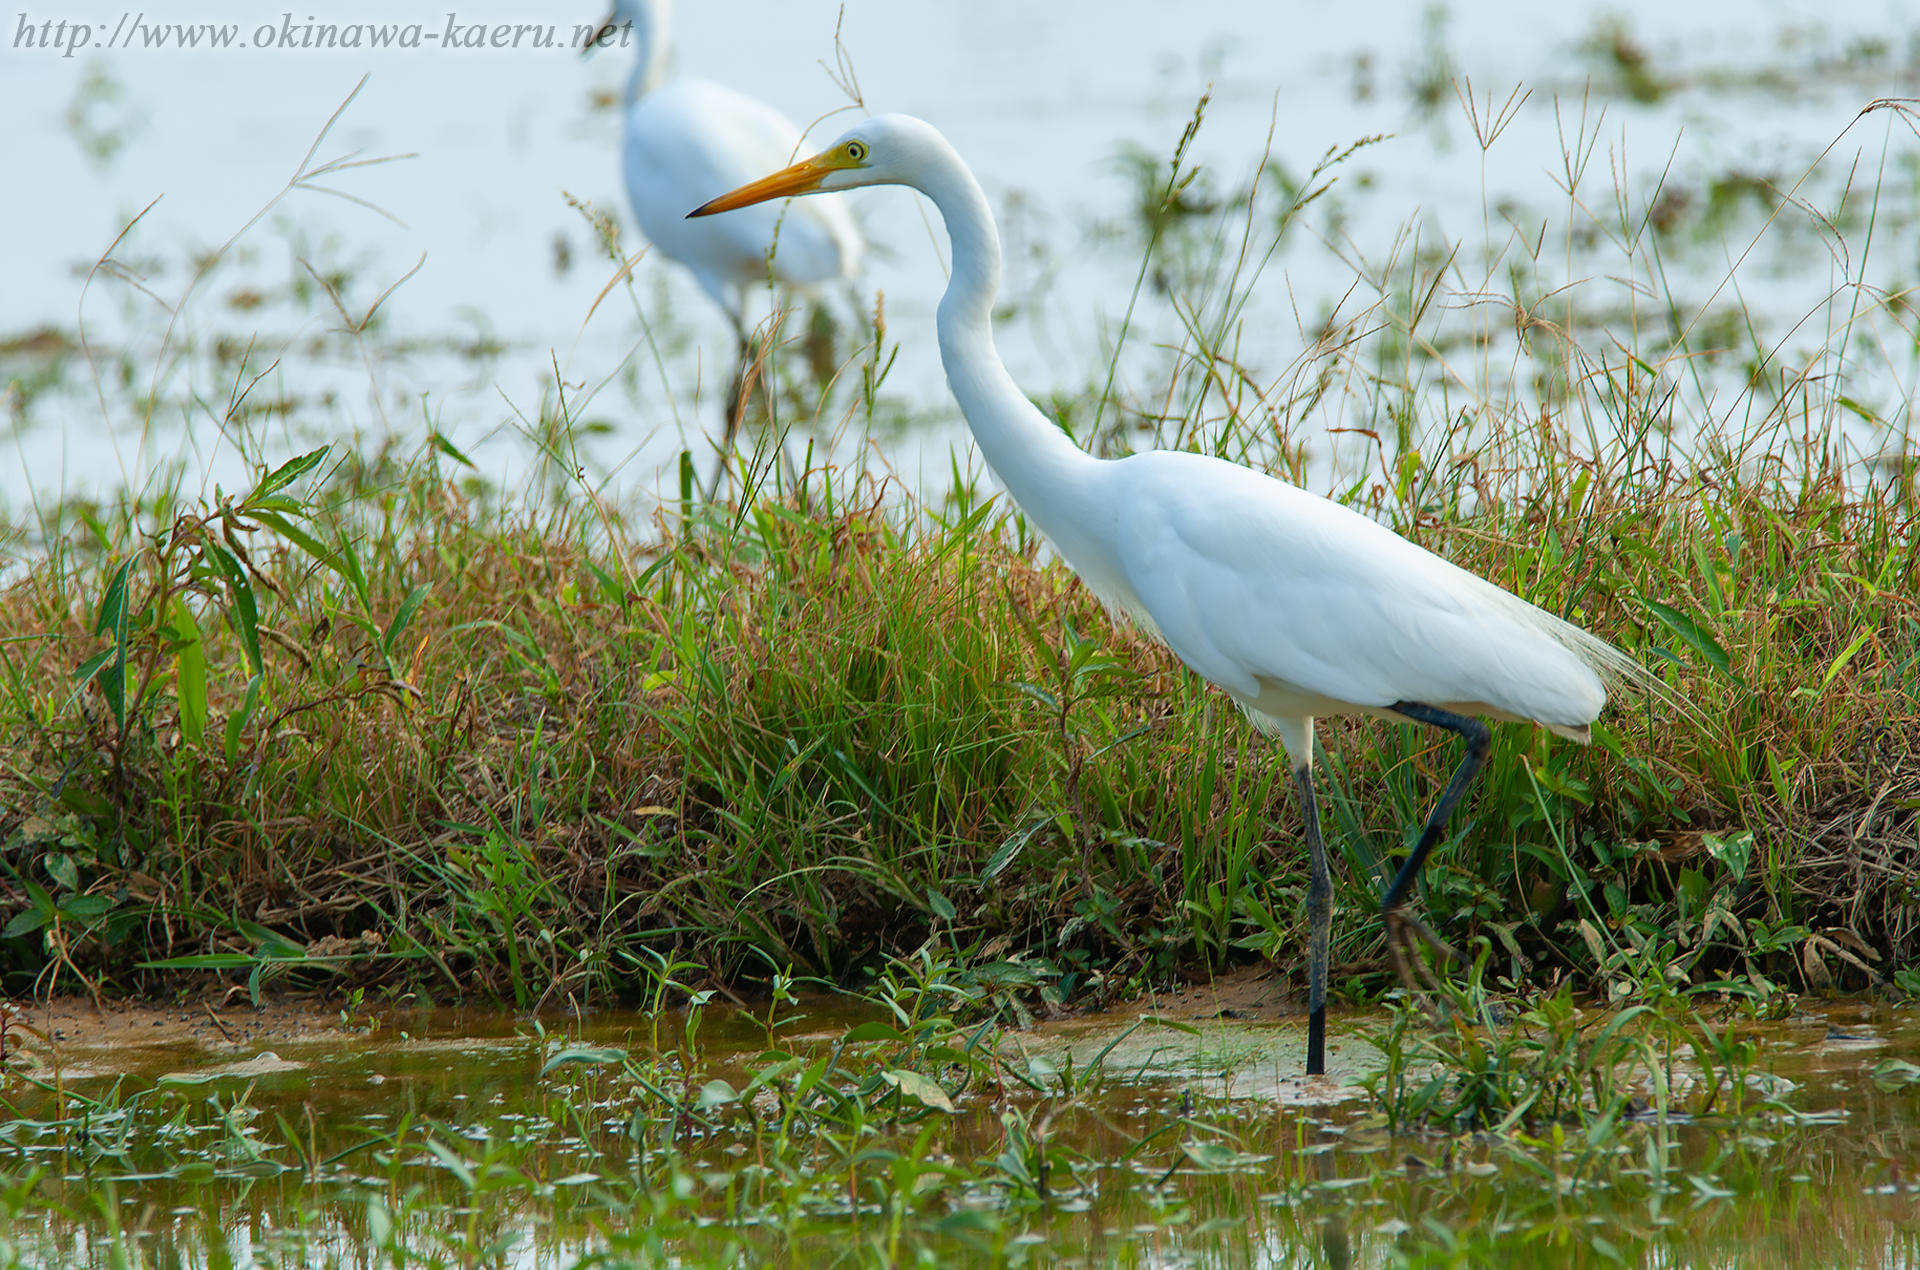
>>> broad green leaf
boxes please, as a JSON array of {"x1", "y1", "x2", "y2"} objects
[
  {"x1": 91, "y1": 556, "x2": 136, "y2": 729},
  {"x1": 881, "y1": 1069, "x2": 955, "y2": 1113},
  {"x1": 1642, "y1": 599, "x2": 1743, "y2": 685},
  {"x1": 61, "y1": 894, "x2": 113, "y2": 921},
  {"x1": 235, "y1": 919, "x2": 307, "y2": 956},
  {"x1": 334, "y1": 527, "x2": 372, "y2": 610},
  {"x1": 45, "y1": 852, "x2": 79, "y2": 892},
  {"x1": 794, "y1": 1056, "x2": 830, "y2": 1098},
  {"x1": 93, "y1": 556, "x2": 135, "y2": 639},
  {"x1": 166, "y1": 598, "x2": 207, "y2": 744},
  {"x1": 696, "y1": 1079, "x2": 739, "y2": 1109},
  {"x1": 250, "y1": 510, "x2": 342, "y2": 572},
  {"x1": 1873, "y1": 1058, "x2": 1920, "y2": 1087},
  {"x1": 1004, "y1": 681, "x2": 1058, "y2": 710},
  {"x1": 382, "y1": 583, "x2": 433, "y2": 656},
  {"x1": 927, "y1": 887, "x2": 957, "y2": 921},
  {"x1": 841, "y1": 1021, "x2": 907, "y2": 1044},
  {"x1": 423, "y1": 1140, "x2": 476, "y2": 1190},
  {"x1": 540, "y1": 1046, "x2": 629, "y2": 1075},
  {"x1": 205, "y1": 544, "x2": 263, "y2": 677},
  {"x1": 984, "y1": 813, "x2": 1049, "y2": 881},
  {"x1": 244, "y1": 446, "x2": 329, "y2": 504},
  {"x1": 1180, "y1": 1142, "x2": 1272, "y2": 1172},
  {"x1": 1703, "y1": 830, "x2": 1754, "y2": 883},
  {"x1": 72, "y1": 647, "x2": 115, "y2": 687},
  {"x1": 3, "y1": 908, "x2": 51, "y2": 939}
]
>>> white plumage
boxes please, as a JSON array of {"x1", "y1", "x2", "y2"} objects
[
  {"x1": 602, "y1": 0, "x2": 861, "y2": 330},
  {"x1": 692, "y1": 115, "x2": 1651, "y2": 1077}
]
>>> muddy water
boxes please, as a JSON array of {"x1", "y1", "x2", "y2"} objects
[{"x1": 4, "y1": 995, "x2": 1920, "y2": 1267}]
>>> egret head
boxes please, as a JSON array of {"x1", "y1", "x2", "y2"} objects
[
  {"x1": 687, "y1": 115, "x2": 942, "y2": 217},
  {"x1": 585, "y1": 0, "x2": 662, "y2": 59}
]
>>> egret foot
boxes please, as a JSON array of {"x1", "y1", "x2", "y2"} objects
[{"x1": 1383, "y1": 904, "x2": 1464, "y2": 1002}]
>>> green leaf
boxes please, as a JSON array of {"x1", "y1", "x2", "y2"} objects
[
  {"x1": 93, "y1": 556, "x2": 135, "y2": 639},
  {"x1": 881, "y1": 1069, "x2": 955, "y2": 1113},
  {"x1": 90, "y1": 556, "x2": 136, "y2": 729},
  {"x1": 382, "y1": 583, "x2": 433, "y2": 657},
  {"x1": 1004, "y1": 681, "x2": 1059, "y2": 711},
  {"x1": 335, "y1": 528, "x2": 372, "y2": 610},
  {"x1": 235, "y1": 919, "x2": 307, "y2": 957},
  {"x1": 44, "y1": 853, "x2": 79, "y2": 892},
  {"x1": 72, "y1": 647, "x2": 115, "y2": 688},
  {"x1": 205, "y1": 544, "x2": 263, "y2": 677},
  {"x1": 3, "y1": 907, "x2": 51, "y2": 939},
  {"x1": 61, "y1": 894, "x2": 113, "y2": 921},
  {"x1": 540, "y1": 1046, "x2": 629, "y2": 1075},
  {"x1": 926, "y1": 887, "x2": 957, "y2": 922},
  {"x1": 138, "y1": 954, "x2": 260, "y2": 970},
  {"x1": 794, "y1": 1056, "x2": 830, "y2": 1098},
  {"x1": 428, "y1": 432, "x2": 475, "y2": 468},
  {"x1": 984, "y1": 812, "x2": 1050, "y2": 881},
  {"x1": 225, "y1": 673, "x2": 263, "y2": 765},
  {"x1": 1817, "y1": 626, "x2": 1873, "y2": 695},
  {"x1": 244, "y1": 446, "x2": 329, "y2": 505},
  {"x1": 1641, "y1": 599, "x2": 1743, "y2": 685},
  {"x1": 423, "y1": 1140, "x2": 476, "y2": 1190},
  {"x1": 1836, "y1": 396, "x2": 1881, "y2": 425},
  {"x1": 250, "y1": 510, "x2": 343, "y2": 573},
  {"x1": 1703, "y1": 830, "x2": 1754, "y2": 883},
  {"x1": 1873, "y1": 1058, "x2": 1920, "y2": 1087},
  {"x1": 165, "y1": 598, "x2": 207, "y2": 744},
  {"x1": 696, "y1": 1079, "x2": 739, "y2": 1109},
  {"x1": 1179, "y1": 1142, "x2": 1272, "y2": 1172},
  {"x1": 842, "y1": 1021, "x2": 907, "y2": 1045}
]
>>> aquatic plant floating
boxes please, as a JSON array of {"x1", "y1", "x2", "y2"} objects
[{"x1": 691, "y1": 114, "x2": 1656, "y2": 1077}]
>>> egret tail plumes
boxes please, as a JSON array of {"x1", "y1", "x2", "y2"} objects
[{"x1": 692, "y1": 113, "x2": 1651, "y2": 1077}]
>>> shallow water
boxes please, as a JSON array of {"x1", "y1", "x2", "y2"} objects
[
  {"x1": 4, "y1": 1, "x2": 1916, "y2": 516},
  {"x1": 7, "y1": 995, "x2": 1920, "y2": 1267}
]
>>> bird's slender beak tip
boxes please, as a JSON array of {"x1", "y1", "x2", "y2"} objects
[
  {"x1": 581, "y1": 13, "x2": 615, "y2": 59},
  {"x1": 686, "y1": 153, "x2": 839, "y2": 218}
]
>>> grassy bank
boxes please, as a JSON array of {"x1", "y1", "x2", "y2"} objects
[
  {"x1": 2, "y1": 83, "x2": 1919, "y2": 1017},
  {"x1": 0, "y1": 419, "x2": 1913, "y2": 1011}
]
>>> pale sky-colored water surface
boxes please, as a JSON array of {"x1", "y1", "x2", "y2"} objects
[{"x1": 3, "y1": 1, "x2": 1917, "y2": 513}]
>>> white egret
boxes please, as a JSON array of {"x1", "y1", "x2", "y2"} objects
[
  {"x1": 590, "y1": 0, "x2": 863, "y2": 488},
  {"x1": 692, "y1": 116, "x2": 1650, "y2": 1077}
]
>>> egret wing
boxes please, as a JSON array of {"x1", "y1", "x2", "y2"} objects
[{"x1": 1112, "y1": 454, "x2": 1608, "y2": 729}]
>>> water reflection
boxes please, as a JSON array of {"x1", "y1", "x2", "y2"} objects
[{"x1": 4, "y1": 997, "x2": 1920, "y2": 1265}]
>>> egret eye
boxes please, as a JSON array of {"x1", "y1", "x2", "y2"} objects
[{"x1": 846, "y1": 141, "x2": 868, "y2": 163}]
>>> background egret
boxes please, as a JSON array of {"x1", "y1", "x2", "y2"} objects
[
  {"x1": 693, "y1": 115, "x2": 1654, "y2": 1077},
  {"x1": 592, "y1": 0, "x2": 863, "y2": 491}
]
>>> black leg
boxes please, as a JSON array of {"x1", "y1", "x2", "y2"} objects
[
  {"x1": 704, "y1": 326, "x2": 754, "y2": 503},
  {"x1": 1380, "y1": 702, "x2": 1491, "y2": 913},
  {"x1": 1293, "y1": 764, "x2": 1331, "y2": 1077}
]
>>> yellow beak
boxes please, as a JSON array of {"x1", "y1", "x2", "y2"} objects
[
  {"x1": 582, "y1": 12, "x2": 616, "y2": 58},
  {"x1": 687, "y1": 152, "x2": 845, "y2": 218}
]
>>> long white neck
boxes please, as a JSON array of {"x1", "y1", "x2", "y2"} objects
[
  {"x1": 910, "y1": 141, "x2": 1113, "y2": 573},
  {"x1": 623, "y1": 0, "x2": 671, "y2": 104}
]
